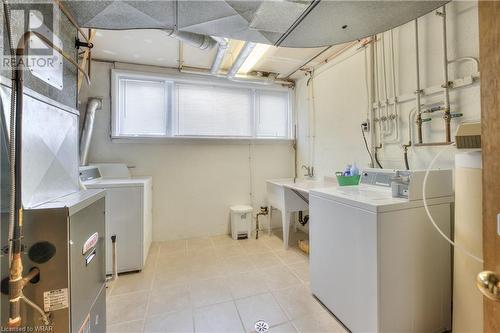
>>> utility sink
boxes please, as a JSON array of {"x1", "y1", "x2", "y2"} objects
[{"x1": 266, "y1": 177, "x2": 337, "y2": 248}]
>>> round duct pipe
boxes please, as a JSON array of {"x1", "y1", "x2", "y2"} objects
[
  {"x1": 164, "y1": 30, "x2": 217, "y2": 50},
  {"x1": 79, "y1": 98, "x2": 102, "y2": 166},
  {"x1": 210, "y1": 37, "x2": 229, "y2": 74}
]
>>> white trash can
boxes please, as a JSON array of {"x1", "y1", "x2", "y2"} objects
[{"x1": 230, "y1": 205, "x2": 253, "y2": 240}]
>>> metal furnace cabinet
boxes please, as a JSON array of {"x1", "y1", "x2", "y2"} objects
[{"x1": 13, "y1": 189, "x2": 107, "y2": 332}]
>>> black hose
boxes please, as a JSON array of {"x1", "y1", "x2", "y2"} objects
[
  {"x1": 374, "y1": 148, "x2": 383, "y2": 169},
  {"x1": 404, "y1": 148, "x2": 410, "y2": 170},
  {"x1": 360, "y1": 125, "x2": 375, "y2": 167}
]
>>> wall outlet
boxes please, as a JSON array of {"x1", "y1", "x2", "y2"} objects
[{"x1": 361, "y1": 120, "x2": 370, "y2": 132}]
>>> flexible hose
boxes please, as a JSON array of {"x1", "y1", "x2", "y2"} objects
[
  {"x1": 404, "y1": 149, "x2": 410, "y2": 170},
  {"x1": 21, "y1": 293, "x2": 50, "y2": 325},
  {"x1": 360, "y1": 124, "x2": 374, "y2": 167},
  {"x1": 374, "y1": 148, "x2": 383, "y2": 169},
  {"x1": 422, "y1": 143, "x2": 483, "y2": 263},
  {"x1": 3, "y1": 0, "x2": 17, "y2": 267}
]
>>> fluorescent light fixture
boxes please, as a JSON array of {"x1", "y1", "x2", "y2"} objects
[{"x1": 238, "y1": 43, "x2": 271, "y2": 74}]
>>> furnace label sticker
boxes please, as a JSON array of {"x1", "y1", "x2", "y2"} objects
[{"x1": 43, "y1": 288, "x2": 69, "y2": 312}]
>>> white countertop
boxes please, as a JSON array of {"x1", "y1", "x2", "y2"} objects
[
  {"x1": 83, "y1": 176, "x2": 152, "y2": 188},
  {"x1": 267, "y1": 177, "x2": 337, "y2": 193},
  {"x1": 310, "y1": 185, "x2": 454, "y2": 213}
]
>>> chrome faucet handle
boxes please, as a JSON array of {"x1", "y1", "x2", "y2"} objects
[
  {"x1": 391, "y1": 175, "x2": 410, "y2": 184},
  {"x1": 301, "y1": 165, "x2": 314, "y2": 177}
]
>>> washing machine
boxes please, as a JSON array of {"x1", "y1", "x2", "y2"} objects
[
  {"x1": 80, "y1": 163, "x2": 152, "y2": 274},
  {"x1": 309, "y1": 169, "x2": 453, "y2": 333}
]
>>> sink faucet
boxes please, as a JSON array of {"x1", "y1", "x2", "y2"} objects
[{"x1": 302, "y1": 165, "x2": 314, "y2": 178}]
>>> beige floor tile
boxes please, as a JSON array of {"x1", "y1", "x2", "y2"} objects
[
  {"x1": 194, "y1": 301, "x2": 245, "y2": 333},
  {"x1": 213, "y1": 244, "x2": 247, "y2": 258},
  {"x1": 260, "y1": 266, "x2": 301, "y2": 291},
  {"x1": 272, "y1": 285, "x2": 324, "y2": 320},
  {"x1": 274, "y1": 249, "x2": 308, "y2": 265},
  {"x1": 261, "y1": 236, "x2": 285, "y2": 250},
  {"x1": 159, "y1": 239, "x2": 187, "y2": 255},
  {"x1": 292, "y1": 311, "x2": 346, "y2": 333},
  {"x1": 225, "y1": 271, "x2": 268, "y2": 299},
  {"x1": 248, "y1": 253, "x2": 283, "y2": 269},
  {"x1": 223, "y1": 255, "x2": 257, "y2": 274},
  {"x1": 187, "y1": 237, "x2": 214, "y2": 252},
  {"x1": 210, "y1": 234, "x2": 237, "y2": 247},
  {"x1": 142, "y1": 256, "x2": 158, "y2": 275},
  {"x1": 107, "y1": 319, "x2": 145, "y2": 333},
  {"x1": 189, "y1": 277, "x2": 233, "y2": 307},
  {"x1": 186, "y1": 248, "x2": 221, "y2": 263},
  {"x1": 147, "y1": 243, "x2": 160, "y2": 260},
  {"x1": 111, "y1": 271, "x2": 154, "y2": 296},
  {"x1": 235, "y1": 293, "x2": 288, "y2": 332},
  {"x1": 287, "y1": 262, "x2": 310, "y2": 283},
  {"x1": 189, "y1": 261, "x2": 227, "y2": 282},
  {"x1": 239, "y1": 239, "x2": 273, "y2": 255},
  {"x1": 156, "y1": 254, "x2": 193, "y2": 273},
  {"x1": 107, "y1": 291, "x2": 149, "y2": 325},
  {"x1": 268, "y1": 322, "x2": 298, "y2": 333},
  {"x1": 147, "y1": 284, "x2": 191, "y2": 317},
  {"x1": 153, "y1": 268, "x2": 192, "y2": 289},
  {"x1": 144, "y1": 309, "x2": 194, "y2": 333}
]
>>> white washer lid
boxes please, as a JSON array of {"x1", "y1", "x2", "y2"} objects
[
  {"x1": 455, "y1": 150, "x2": 482, "y2": 169},
  {"x1": 230, "y1": 205, "x2": 253, "y2": 213}
]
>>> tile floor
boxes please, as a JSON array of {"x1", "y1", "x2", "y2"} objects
[{"x1": 106, "y1": 231, "x2": 347, "y2": 333}]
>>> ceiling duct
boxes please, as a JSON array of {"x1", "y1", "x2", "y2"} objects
[
  {"x1": 210, "y1": 37, "x2": 229, "y2": 74},
  {"x1": 62, "y1": 1, "x2": 448, "y2": 48},
  {"x1": 227, "y1": 42, "x2": 256, "y2": 78},
  {"x1": 164, "y1": 30, "x2": 217, "y2": 50}
]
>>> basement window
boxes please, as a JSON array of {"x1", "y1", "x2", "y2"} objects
[
  {"x1": 111, "y1": 69, "x2": 292, "y2": 140},
  {"x1": 114, "y1": 75, "x2": 172, "y2": 137}
]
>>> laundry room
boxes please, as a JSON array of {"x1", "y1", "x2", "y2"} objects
[{"x1": 0, "y1": 0, "x2": 499, "y2": 332}]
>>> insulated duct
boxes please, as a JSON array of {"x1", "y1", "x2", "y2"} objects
[
  {"x1": 227, "y1": 42, "x2": 256, "y2": 78},
  {"x1": 164, "y1": 30, "x2": 217, "y2": 50},
  {"x1": 79, "y1": 98, "x2": 102, "y2": 166},
  {"x1": 210, "y1": 37, "x2": 229, "y2": 74},
  {"x1": 61, "y1": 1, "x2": 449, "y2": 48}
]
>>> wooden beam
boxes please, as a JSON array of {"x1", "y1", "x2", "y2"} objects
[
  {"x1": 478, "y1": 1, "x2": 500, "y2": 331},
  {"x1": 78, "y1": 29, "x2": 96, "y2": 93}
]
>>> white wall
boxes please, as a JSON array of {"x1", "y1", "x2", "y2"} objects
[
  {"x1": 79, "y1": 61, "x2": 294, "y2": 241},
  {"x1": 295, "y1": 1, "x2": 480, "y2": 177}
]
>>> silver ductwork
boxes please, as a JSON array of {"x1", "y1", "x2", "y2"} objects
[
  {"x1": 180, "y1": 66, "x2": 292, "y2": 87},
  {"x1": 210, "y1": 37, "x2": 229, "y2": 74},
  {"x1": 79, "y1": 98, "x2": 102, "y2": 166},
  {"x1": 227, "y1": 42, "x2": 256, "y2": 78},
  {"x1": 164, "y1": 30, "x2": 217, "y2": 50},
  {"x1": 62, "y1": 1, "x2": 448, "y2": 48}
]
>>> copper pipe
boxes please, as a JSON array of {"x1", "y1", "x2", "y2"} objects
[
  {"x1": 53, "y1": 0, "x2": 89, "y2": 42},
  {"x1": 413, "y1": 142, "x2": 454, "y2": 147},
  {"x1": 21, "y1": 267, "x2": 40, "y2": 287},
  {"x1": 444, "y1": 112, "x2": 451, "y2": 143},
  {"x1": 437, "y1": 6, "x2": 452, "y2": 143},
  {"x1": 416, "y1": 113, "x2": 423, "y2": 144}
]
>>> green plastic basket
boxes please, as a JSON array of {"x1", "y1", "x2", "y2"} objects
[{"x1": 335, "y1": 172, "x2": 361, "y2": 186}]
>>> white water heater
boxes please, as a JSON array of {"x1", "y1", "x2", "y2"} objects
[{"x1": 453, "y1": 151, "x2": 483, "y2": 333}]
